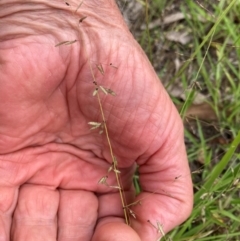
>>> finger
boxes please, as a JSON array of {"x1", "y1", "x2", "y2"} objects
[
  {"x1": 58, "y1": 190, "x2": 98, "y2": 241},
  {"x1": 131, "y1": 112, "x2": 193, "y2": 240},
  {"x1": 97, "y1": 191, "x2": 134, "y2": 219},
  {"x1": 92, "y1": 217, "x2": 141, "y2": 241},
  {"x1": 0, "y1": 187, "x2": 18, "y2": 240},
  {"x1": 11, "y1": 184, "x2": 59, "y2": 241}
]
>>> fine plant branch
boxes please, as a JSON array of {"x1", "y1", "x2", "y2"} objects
[
  {"x1": 147, "y1": 220, "x2": 170, "y2": 241},
  {"x1": 180, "y1": 27, "x2": 216, "y2": 119},
  {"x1": 89, "y1": 62, "x2": 130, "y2": 225}
]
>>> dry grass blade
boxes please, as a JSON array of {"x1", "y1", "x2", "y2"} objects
[
  {"x1": 64, "y1": 40, "x2": 77, "y2": 45},
  {"x1": 109, "y1": 185, "x2": 121, "y2": 190},
  {"x1": 55, "y1": 40, "x2": 77, "y2": 47},
  {"x1": 79, "y1": 16, "x2": 87, "y2": 23},
  {"x1": 88, "y1": 121, "x2": 102, "y2": 130},
  {"x1": 75, "y1": 0, "x2": 83, "y2": 13},
  {"x1": 99, "y1": 86, "x2": 108, "y2": 95},
  {"x1": 55, "y1": 41, "x2": 69, "y2": 47},
  {"x1": 92, "y1": 88, "x2": 98, "y2": 96},
  {"x1": 96, "y1": 64, "x2": 105, "y2": 75},
  {"x1": 98, "y1": 176, "x2": 108, "y2": 185},
  {"x1": 110, "y1": 63, "x2": 118, "y2": 69},
  {"x1": 99, "y1": 86, "x2": 116, "y2": 96}
]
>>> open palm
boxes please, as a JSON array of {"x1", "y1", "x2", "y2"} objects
[{"x1": 0, "y1": 1, "x2": 193, "y2": 240}]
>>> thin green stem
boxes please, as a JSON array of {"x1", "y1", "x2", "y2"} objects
[
  {"x1": 145, "y1": 0, "x2": 152, "y2": 62},
  {"x1": 180, "y1": 28, "x2": 216, "y2": 119}
]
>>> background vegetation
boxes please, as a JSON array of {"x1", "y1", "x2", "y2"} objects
[{"x1": 120, "y1": 0, "x2": 240, "y2": 240}]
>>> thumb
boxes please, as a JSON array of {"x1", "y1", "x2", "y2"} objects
[{"x1": 92, "y1": 217, "x2": 141, "y2": 241}]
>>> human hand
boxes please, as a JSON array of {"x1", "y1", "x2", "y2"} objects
[{"x1": 0, "y1": 0, "x2": 193, "y2": 240}]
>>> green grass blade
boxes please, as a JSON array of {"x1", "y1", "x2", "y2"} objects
[
  {"x1": 167, "y1": 0, "x2": 238, "y2": 88},
  {"x1": 194, "y1": 131, "x2": 240, "y2": 201}
]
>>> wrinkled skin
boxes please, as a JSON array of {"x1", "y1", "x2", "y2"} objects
[{"x1": 0, "y1": 0, "x2": 193, "y2": 240}]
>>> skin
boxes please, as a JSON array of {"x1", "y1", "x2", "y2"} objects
[{"x1": 0, "y1": 0, "x2": 193, "y2": 240}]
